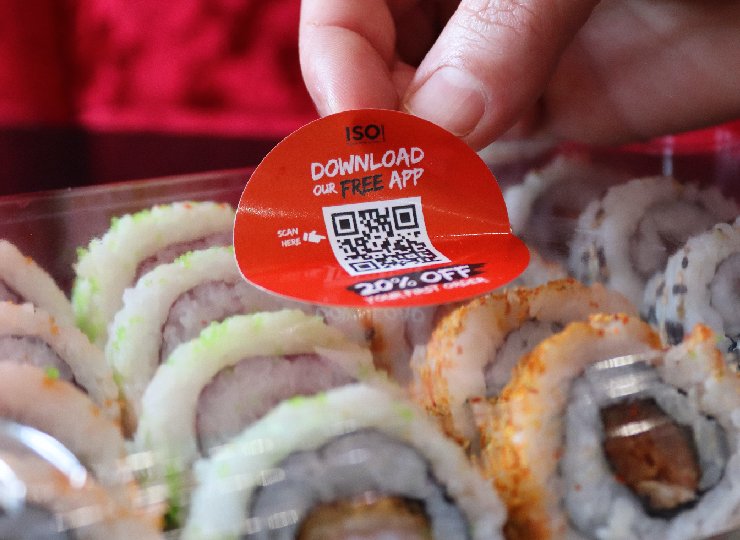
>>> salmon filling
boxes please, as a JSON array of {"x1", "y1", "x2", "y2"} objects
[
  {"x1": 601, "y1": 398, "x2": 700, "y2": 515},
  {"x1": 297, "y1": 495, "x2": 432, "y2": 540},
  {"x1": 158, "y1": 280, "x2": 272, "y2": 363},
  {"x1": 133, "y1": 231, "x2": 232, "y2": 282}
]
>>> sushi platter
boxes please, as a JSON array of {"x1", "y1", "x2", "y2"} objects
[{"x1": 0, "y1": 135, "x2": 738, "y2": 539}]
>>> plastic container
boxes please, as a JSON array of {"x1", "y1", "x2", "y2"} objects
[{"x1": 0, "y1": 134, "x2": 738, "y2": 539}]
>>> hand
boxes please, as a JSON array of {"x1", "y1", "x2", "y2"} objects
[{"x1": 299, "y1": 0, "x2": 740, "y2": 150}]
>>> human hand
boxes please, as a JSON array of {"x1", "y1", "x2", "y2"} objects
[{"x1": 299, "y1": 0, "x2": 740, "y2": 150}]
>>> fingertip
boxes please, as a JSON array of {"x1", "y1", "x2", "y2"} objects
[
  {"x1": 299, "y1": 0, "x2": 401, "y2": 116},
  {"x1": 300, "y1": 26, "x2": 399, "y2": 116},
  {"x1": 403, "y1": 66, "x2": 487, "y2": 139}
]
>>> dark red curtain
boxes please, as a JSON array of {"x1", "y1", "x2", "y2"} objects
[{"x1": 0, "y1": 0, "x2": 318, "y2": 195}]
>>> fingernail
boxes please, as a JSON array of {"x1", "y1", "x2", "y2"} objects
[{"x1": 404, "y1": 67, "x2": 485, "y2": 137}]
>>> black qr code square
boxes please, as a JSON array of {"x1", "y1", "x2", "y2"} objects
[{"x1": 322, "y1": 197, "x2": 449, "y2": 276}]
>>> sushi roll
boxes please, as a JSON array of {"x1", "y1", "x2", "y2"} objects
[
  {"x1": 107, "y1": 247, "x2": 317, "y2": 434},
  {"x1": 182, "y1": 383, "x2": 506, "y2": 540},
  {"x1": 73, "y1": 201, "x2": 235, "y2": 346},
  {"x1": 504, "y1": 154, "x2": 629, "y2": 262},
  {"x1": 480, "y1": 316, "x2": 740, "y2": 539},
  {"x1": 133, "y1": 310, "x2": 377, "y2": 524},
  {"x1": 0, "y1": 421, "x2": 162, "y2": 539},
  {"x1": 412, "y1": 279, "x2": 636, "y2": 446},
  {"x1": 0, "y1": 302, "x2": 119, "y2": 422},
  {"x1": 0, "y1": 363, "x2": 155, "y2": 525},
  {"x1": 561, "y1": 325, "x2": 740, "y2": 539},
  {"x1": 569, "y1": 176, "x2": 738, "y2": 306},
  {"x1": 652, "y1": 219, "x2": 739, "y2": 358},
  {"x1": 0, "y1": 239, "x2": 75, "y2": 326}
]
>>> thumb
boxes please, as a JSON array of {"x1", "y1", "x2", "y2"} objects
[{"x1": 403, "y1": 0, "x2": 598, "y2": 150}]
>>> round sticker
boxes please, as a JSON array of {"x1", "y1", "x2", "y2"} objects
[{"x1": 235, "y1": 109, "x2": 529, "y2": 308}]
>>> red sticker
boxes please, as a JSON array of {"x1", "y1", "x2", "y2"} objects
[{"x1": 235, "y1": 109, "x2": 529, "y2": 307}]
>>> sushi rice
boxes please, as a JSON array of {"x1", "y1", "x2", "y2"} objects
[
  {"x1": 0, "y1": 239, "x2": 75, "y2": 326},
  {"x1": 0, "y1": 363, "x2": 148, "y2": 521},
  {"x1": 652, "y1": 219, "x2": 740, "y2": 357},
  {"x1": 562, "y1": 324, "x2": 740, "y2": 539},
  {"x1": 182, "y1": 383, "x2": 506, "y2": 540},
  {"x1": 134, "y1": 310, "x2": 377, "y2": 524},
  {"x1": 413, "y1": 279, "x2": 636, "y2": 446},
  {"x1": 569, "y1": 176, "x2": 738, "y2": 306},
  {"x1": 106, "y1": 246, "x2": 307, "y2": 434},
  {"x1": 479, "y1": 314, "x2": 662, "y2": 539},
  {"x1": 0, "y1": 450, "x2": 163, "y2": 539},
  {"x1": 73, "y1": 201, "x2": 235, "y2": 346}
]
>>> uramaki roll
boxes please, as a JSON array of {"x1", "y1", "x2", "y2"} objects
[
  {"x1": 106, "y1": 246, "x2": 318, "y2": 434},
  {"x1": 133, "y1": 310, "x2": 377, "y2": 526},
  {"x1": 182, "y1": 384, "x2": 506, "y2": 540},
  {"x1": 504, "y1": 154, "x2": 629, "y2": 263},
  {"x1": 412, "y1": 279, "x2": 635, "y2": 446},
  {"x1": 72, "y1": 201, "x2": 234, "y2": 346},
  {"x1": 561, "y1": 325, "x2": 740, "y2": 539},
  {"x1": 0, "y1": 301, "x2": 119, "y2": 422},
  {"x1": 569, "y1": 176, "x2": 738, "y2": 306},
  {"x1": 480, "y1": 315, "x2": 740, "y2": 539}
]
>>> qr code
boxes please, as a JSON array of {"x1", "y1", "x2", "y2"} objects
[{"x1": 322, "y1": 196, "x2": 449, "y2": 276}]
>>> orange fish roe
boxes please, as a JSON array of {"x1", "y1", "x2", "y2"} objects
[{"x1": 411, "y1": 281, "x2": 636, "y2": 453}]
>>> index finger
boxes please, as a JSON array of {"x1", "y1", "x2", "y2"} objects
[{"x1": 299, "y1": 0, "x2": 401, "y2": 115}]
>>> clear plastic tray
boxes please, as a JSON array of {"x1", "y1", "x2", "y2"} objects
[
  {"x1": 0, "y1": 138, "x2": 738, "y2": 539},
  {"x1": 0, "y1": 168, "x2": 251, "y2": 293}
]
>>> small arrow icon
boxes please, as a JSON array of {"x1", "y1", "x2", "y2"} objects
[{"x1": 303, "y1": 230, "x2": 326, "y2": 243}]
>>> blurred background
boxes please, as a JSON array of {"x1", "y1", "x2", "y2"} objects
[
  {"x1": 1, "y1": 0, "x2": 738, "y2": 198},
  {"x1": 0, "y1": 0, "x2": 318, "y2": 195}
]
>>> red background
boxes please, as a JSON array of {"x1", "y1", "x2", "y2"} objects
[{"x1": 0, "y1": 0, "x2": 317, "y2": 195}]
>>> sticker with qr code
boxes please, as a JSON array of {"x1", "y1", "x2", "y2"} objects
[
  {"x1": 322, "y1": 197, "x2": 449, "y2": 276},
  {"x1": 234, "y1": 109, "x2": 529, "y2": 308}
]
